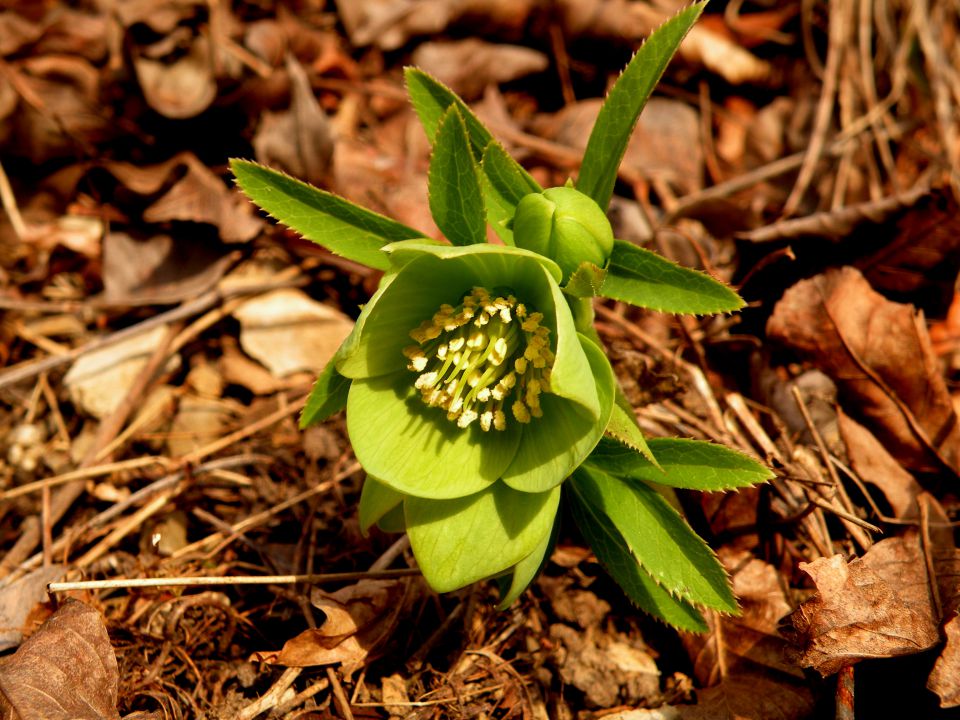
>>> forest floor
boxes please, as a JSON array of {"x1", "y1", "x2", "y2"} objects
[{"x1": 2, "y1": 1, "x2": 960, "y2": 718}]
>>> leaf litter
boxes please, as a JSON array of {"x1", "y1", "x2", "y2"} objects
[{"x1": 2, "y1": 0, "x2": 960, "y2": 718}]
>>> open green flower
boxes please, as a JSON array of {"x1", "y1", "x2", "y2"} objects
[
  {"x1": 332, "y1": 241, "x2": 615, "y2": 591},
  {"x1": 338, "y1": 241, "x2": 616, "y2": 500}
]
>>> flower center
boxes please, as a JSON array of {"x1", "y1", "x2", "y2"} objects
[{"x1": 403, "y1": 287, "x2": 555, "y2": 431}]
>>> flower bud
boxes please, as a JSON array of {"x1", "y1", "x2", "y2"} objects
[{"x1": 512, "y1": 187, "x2": 614, "y2": 281}]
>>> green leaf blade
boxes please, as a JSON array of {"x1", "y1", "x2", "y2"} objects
[
  {"x1": 567, "y1": 477, "x2": 707, "y2": 632},
  {"x1": 480, "y1": 142, "x2": 541, "y2": 245},
  {"x1": 572, "y1": 466, "x2": 737, "y2": 613},
  {"x1": 231, "y1": 159, "x2": 424, "y2": 271},
  {"x1": 576, "y1": 1, "x2": 707, "y2": 210},
  {"x1": 600, "y1": 240, "x2": 744, "y2": 314},
  {"x1": 589, "y1": 437, "x2": 773, "y2": 491},
  {"x1": 429, "y1": 108, "x2": 487, "y2": 246},
  {"x1": 299, "y1": 360, "x2": 351, "y2": 428}
]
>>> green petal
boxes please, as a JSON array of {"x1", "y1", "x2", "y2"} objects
[
  {"x1": 347, "y1": 371, "x2": 521, "y2": 499},
  {"x1": 406, "y1": 482, "x2": 560, "y2": 593},
  {"x1": 502, "y1": 335, "x2": 615, "y2": 493},
  {"x1": 339, "y1": 245, "x2": 562, "y2": 380},
  {"x1": 358, "y1": 477, "x2": 405, "y2": 534},
  {"x1": 497, "y1": 514, "x2": 557, "y2": 609},
  {"x1": 545, "y1": 272, "x2": 600, "y2": 417}
]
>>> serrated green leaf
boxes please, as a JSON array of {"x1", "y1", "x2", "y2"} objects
[
  {"x1": 577, "y1": 1, "x2": 707, "y2": 210},
  {"x1": 429, "y1": 107, "x2": 487, "y2": 246},
  {"x1": 405, "y1": 68, "x2": 541, "y2": 205},
  {"x1": 299, "y1": 359, "x2": 351, "y2": 428},
  {"x1": 589, "y1": 437, "x2": 773, "y2": 491},
  {"x1": 564, "y1": 262, "x2": 607, "y2": 298},
  {"x1": 480, "y1": 142, "x2": 541, "y2": 245},
  {"x1": 572, "y1": 465, "x2": 737, "y2": 612},
  {"x1": 600, "y1": 240, "x2": 744, "y2": 314},
  {"x1": 567, "y1": 478, "x2": 707, "y2": 632},
  {"x1": 231, "y1": 159, "x2": 425, "y2": 271},
  {"x1": 604, "y1": 395, "x2": 659, "y2": 468}
]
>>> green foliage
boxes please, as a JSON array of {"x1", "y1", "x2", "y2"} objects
[
  {"x1": 230, "y1": 159, "x2": 423, "y2": 271},
  {"x1": 232, "y1": 0, "x2": 773, "y2": 629},
  {"x1": 428, "y1": 107, "x2": 487, "y2": 246},
  {"x1": 601, "y1": 240, "x2": 744, "y2": 314},
  {"x1": 576, "y1": 1, "x2": 707, "y2": 211}
]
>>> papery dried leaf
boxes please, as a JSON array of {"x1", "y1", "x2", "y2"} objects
[
  {"x1": 143, "y1": 154, "x2": 262, "y2": 242},
  {"x1": 767, "y1": 266, "x2": 960, "y2": 474},
  {"x1": 837, "y1": 410, "x2": 924, "y2": 519},
  {"x1": 412, "y1": 39, "x2": 548, "y2": 100},
  {"x1": 784, "y1": 533, "x2": 941, "y2": 676},
  {"x1": 0, "y1": 599, "x2": 119, "y2": 720},
  {"x1": 134, "y1": 34, "x2": 216, "y2": 119},
  {"x1": 0, "y1": 566, "x2": 63, "y2": 652},
  {"x1": 674, "y1": 673, "x2": 815, "y2": 720},
  {"x1": 928, "y1": 613, "x2": 960, "y2": 708}
]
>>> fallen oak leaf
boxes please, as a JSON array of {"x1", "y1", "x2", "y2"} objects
[
  {"x1": 0, "y1": 599, "x2": 119, "y2": 720},
  {"x1": 783, "y1": 532, "x2": 941, "y2": 676},
  {"x1": 767, "y1": 266, "x2": 960, "y2": 475}
]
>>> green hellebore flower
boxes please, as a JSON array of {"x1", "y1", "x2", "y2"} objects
[
  {"x1": 337, "y1": 240, "x2": 616, "y2": 499},
  {"x1": 330, "y1": 241, "x2": 616, "y2": 593},
  {"x1": 512, "y1": 187, "x2": 615, "y2": 282}
]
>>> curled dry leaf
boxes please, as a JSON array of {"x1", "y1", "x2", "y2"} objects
[
  {"x1": 784, "y1": 532, "x2": 941, "y2": 676},
  {"x1": 253, "y1": 55, "x2": 333, "y2": 188},
  {"x1": 102, "y1": 232, "x2": 234, "y2": 306},
  {"x1": 929, "y1": 613, "x2": 960, "y2": 708},
  {"x1": 0, "y1": 599, "x2": 119, "y2": 720},
  {"x1": 767, "y1": 266, "x2": 960, "y2": 474},
  {"x1": 836, "y1": 409, "x2": 923, "y2": 519},
  {"x1": 537, "y1": 98, "x2": 703, "y2": 194},
  {"x1": 233, "y1": 288, "x2": 354, "y2": 378},
  {"x1": 251, "y1": 579, "x2": 413, "y2": 673},
  {"x1": 676, "y1": 549, "x2": 814, "y2": 720},
  {"x1": 133, "y1": 33, "x2": 216, "y2": 119},
  {"x1": 411, "y1": 39, "x2": 548, "y2": 100},
  {"x1": 0, "y1": 565, "x2": 64, "y2": 652},
  {"x1": 64, "y1": 324, "x2": 182, "y2": 418}
]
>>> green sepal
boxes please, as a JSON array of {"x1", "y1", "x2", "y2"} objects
[
  {"x1": 428, "y1": 107, "x2": 487, "y2": 246},
  {"x1": 405, "y1": 482, "x2": 561, "y2": 593},
  {"x1": 358, "y1": 477, "x2": 405, "y2": 534},
  {"x1": 564, "y1": 262, "x2": 607, "y2": 298},
  {"x1": 571, "y1": 465, "x2": 737, "y2": 613},
  {"x1": 576, "y1": 1, "x2": 708, "y2": 211},
  {"x1": 230, "y1": 159, "x2": 424, "y2": 271},
  {"x1": 588, "y1": 437, "x2": 773, "y2": 491},
  {"x1": 299, "y1": 359, "x2": 351, "y2": 428},
  {"x1": 600, "y1": 240, "x2": 744, "y2": 314},
  {"x1": 376, "y1": 503, "x2": 406, "y2": 533},
  {"x1": 501, "y1": 334, "x2": 615, "y2": 493},
  {"x1": 566, "y1": 475, "x2": 708, "y2": 632},
  {"x1": 497, "y1": 513, "x2": 559, "y2": 609}
]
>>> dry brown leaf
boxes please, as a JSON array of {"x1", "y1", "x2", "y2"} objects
[
  {"x1": 64, "y1": 325, "x2": 182, "y2": 418},
  {"x1": 0, "y1": 599, "x2": 119, "y2": 720},
  {"x1": 929, "y1": 612, "x2": 960, "y2": 708},
  {"x1": 333, "y1": 0, "x2": 457, "y2": 50},
  {"x1": 253, "y1": 55, "x2": 333, "y2": 188},
  {"x1": 767, "y1": 266, "x2": 960, "y2": 474},
  {"x1": 411, "y1": 39, "x2": 548, "y2": 100},
  {"x1": 134, "y1": 34, "x2": 216, "y2": 119},
  {"x1": 674, "y1": 673, "x2": 815, "y2": 720},
  {"x1": 784, "y1": 532, "x2": 941, "y2": 676},
  {"x1": 836, "y1": 409, "x2": 923, "y2": 519},
  {"x1": 252, "y1": 579, "x2": 412, "y2": 673},
  {"x1": 0, "y1": 566, "x2": 63, "y2": 652},
  {"x1": 538, "y1": 98, "x2": 702, "y2": 194},
  {"x1": 143, "y1": 155, "x2": 262, "y2": 243},
  {"x1": 233, "y1": 288, "x2": 354, "y2": 378},
  {"x1": 102, "y1": 232, "x2": 234, "y2": 306}
]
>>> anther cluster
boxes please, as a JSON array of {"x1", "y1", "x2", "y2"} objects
[{"x1": 404, "y1": 287, "x2": 555, "y2": 431}]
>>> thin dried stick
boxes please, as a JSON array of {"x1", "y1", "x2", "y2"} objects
[
  {"x1": 48, "y1": 569, "x2": 420, "y2": 593},
  {"x1": 0, "y1": 156, "x2": 26, "y2": 239},
  {"x1": 0, "y1": 457, "x2": 171, "y2": 501}
]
